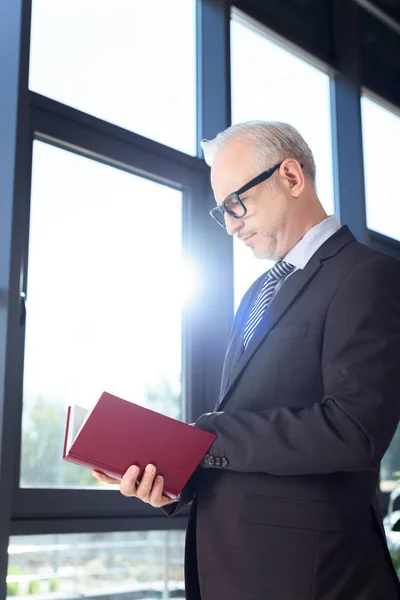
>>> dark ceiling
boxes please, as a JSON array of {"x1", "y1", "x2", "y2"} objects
[
  {"x1": 235, "y1": 0, "x2": 400, "y2": 108},
  {"x1": 372, "y1": 0, "x2": 400, "y2": 25},
  {"x1": 286, "y1": 0, "x2": 400, "y2": 26}
]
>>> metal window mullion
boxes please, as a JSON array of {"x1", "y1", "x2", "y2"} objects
[
  {"x1": 192, "y1": 0, "x2": 233, "y2": 420},
  {"x1": 30, "y1": 93, "x2": 207, "y2": 188},
  {"x1": 11, "y1": 515, "x2": 188, "y2": 537},
  {"x1": 0, "y1": 0, "x2": 33, "y2": 595},
  {"x1": 330, "y1": 0, "x2": 367, "y2": 244}
]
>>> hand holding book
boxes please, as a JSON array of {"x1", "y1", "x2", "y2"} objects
[
  {"x1": 63, "y1": 391, "x2": 216, "y2": 500},
  {"x1": 92, "y1": 462, "x2": 177, "y2": 507},
  {"x1": 95, "y1": 423, "x2": 196, "y2": 506}
]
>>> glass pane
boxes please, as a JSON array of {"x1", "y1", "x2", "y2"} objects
[
  {"x1": 231, "y1": 16, "x2": 335, "y2": 309},
  {"x1": 362, "y1": 97, "x2": 400, "y2": 492},
  {"x1": 381, "y1": 426, "x2": 400, "y2": 492},
  {"x1": 21, "y1": 141, "x2": 186, "y2": 488},
  {"x1": 7, "y1": 530, "x2": 185, "y2": 598},
  {"x1": 29, "y1": 0, "x2": 196, "y2": 155},
  {"x1": 361, "y1": 96, "x2": 400, "y2": 242}
]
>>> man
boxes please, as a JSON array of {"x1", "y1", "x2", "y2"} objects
[{"x1": 93, "y1": 121, "x2": 400, "y2": 599}]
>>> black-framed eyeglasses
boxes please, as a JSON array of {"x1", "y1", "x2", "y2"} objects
[{"x1": 209, "y1": 162, "x2": 282, "y2": 228}]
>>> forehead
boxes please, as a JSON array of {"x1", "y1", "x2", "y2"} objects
[{"x1": 210, "y1": 138, "x2": 258, "y2": 204}]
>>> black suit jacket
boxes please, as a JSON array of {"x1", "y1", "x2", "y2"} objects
[{"x1": 166, "y1": 226, "x2": 400, "y2": 600}]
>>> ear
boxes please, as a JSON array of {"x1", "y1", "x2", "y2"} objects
[{"x1": 280, "y1": 159, "x2": 305, "y2": 197}]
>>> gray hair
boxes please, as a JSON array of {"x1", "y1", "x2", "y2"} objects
[{"x1": 200, "y1": 120, "x2": 316, "y2": 187}]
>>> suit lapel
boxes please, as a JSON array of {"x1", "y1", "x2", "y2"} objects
[
  {"x1": 216, "y1": 225, "x2": 356, "y2": 411},
  {"x1": 216, "y1": 257, "x2": 322, "y2": 411}
]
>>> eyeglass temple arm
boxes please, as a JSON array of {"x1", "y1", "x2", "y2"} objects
[
  {"x1": 236, "y1": 163, "x2": 281, "y2": 195},
  {"x1": 236, "y1": 161, "x2": 304, "y2": 196}
]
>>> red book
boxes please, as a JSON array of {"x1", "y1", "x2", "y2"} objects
[{"x1": 63, "y1": 391, "x2": 216, "y2": 499}]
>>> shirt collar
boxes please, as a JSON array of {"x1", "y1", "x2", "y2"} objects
[{"x1": 284, "y1": 215, "x2": 342, "y2": 270}]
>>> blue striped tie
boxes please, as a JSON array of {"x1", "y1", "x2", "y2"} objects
[{"x1": 243, "y1": 260, "x2": 294, "y2": 349}]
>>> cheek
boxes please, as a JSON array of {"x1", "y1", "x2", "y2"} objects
[
  {"x1": 257, "y1": 205, "x2": 282, "y2": 232},
  {"x1": 247, "y1": 189, "x2": 287, "y2": 232},
  {"x1": 265, "y1": 194, "x2": 290, "y2": 225}
]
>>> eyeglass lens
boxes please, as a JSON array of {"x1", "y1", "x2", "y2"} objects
[{"x1": 225, "y1": 194, "x2": 244, "y2": 217}]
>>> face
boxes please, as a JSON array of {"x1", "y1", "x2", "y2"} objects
[{"x1": 211, "y1": 138, "x2": 302, "y2": 260}]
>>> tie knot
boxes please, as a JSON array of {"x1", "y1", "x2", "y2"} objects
[{"x1": 269, "y1": 260, "x2": 294, "y2": 281}]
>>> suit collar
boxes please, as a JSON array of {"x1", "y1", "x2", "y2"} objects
[{"x1": 316, "y1": 225, "x2": 355, "y2": 260}]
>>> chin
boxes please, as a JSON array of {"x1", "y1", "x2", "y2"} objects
[
  {"x1": 253, "y1": 245, "x2": 277, "y2": 261},
  {"x1": 253, "y1": 251, "x2": 274, "y2": 260}
]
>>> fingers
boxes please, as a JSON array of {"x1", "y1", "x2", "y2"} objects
[
  {"x1": 120, "y1": 465, "x2": 141, "y2": 497},
  {"x1": 92, "y1": 465, "x2": 177, "y2": 508},
  {"x1": 148, "y1": 474, "x2": 171, "y2": 507},
  {"x1": 92, "y1": 470, "x2": 120, "y2": 485},
  {"x1": 136, "y1": 464, "x2": 159, "y2": 502},
  {"x1": 120, "y1": 464, "x2": 176, "y2": 508}
]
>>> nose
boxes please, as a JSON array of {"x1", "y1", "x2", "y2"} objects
[{"x1": 225, "y1": 213, "x2": 244, "y2": 236}]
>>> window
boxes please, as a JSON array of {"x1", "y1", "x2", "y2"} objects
[
  {"x1": 361, "y1": 95, "x2": 400, "y2": 242},
  {"x1": 381, "y1": 431, "x2": 400, "y2": 493},
  {"x1": 361, "y1": 96, "x2": 400, "y2": 492},
  {"x1": 21, "y1": 141, "x2": 186, "y2": 488},
  {"x1": 29, "y1": 0, "x2": 196, "y2": 155},
  {"x1": 231, "y1": 13, "x2": 335, "y2": 309},
  {"x1": 7, "y1": 530, "x2": 185, "y2": 598}
]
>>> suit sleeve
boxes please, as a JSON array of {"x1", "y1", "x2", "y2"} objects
[
  {"x1": 160, "y1": 467, "x2": 199, "y2": 517},
  {"x1": 195, "y1": 255, "x2": 400, "y2": 476}
]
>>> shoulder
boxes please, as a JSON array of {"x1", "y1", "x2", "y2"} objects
[
  {"x1": 341, "y1": 241, "x2": 400, "y2": 281},
  {"x1": 325, "y1": 238, "x2": 400, "y2": 286},
  {"x1": 327, "y1": 243, "x2": 400, "y2": 318}
]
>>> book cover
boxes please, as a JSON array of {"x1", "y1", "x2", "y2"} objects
[{"x1": 63, "y1": 391, "x2": 216, "y2": 498}]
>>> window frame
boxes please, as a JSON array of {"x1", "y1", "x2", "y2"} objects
[
  {"x1": 0, "y1": 0, "x2": 232, "y2": 546},
  {"x1": 12, "y1": 92, "x2": 225, "y2": 522}
]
